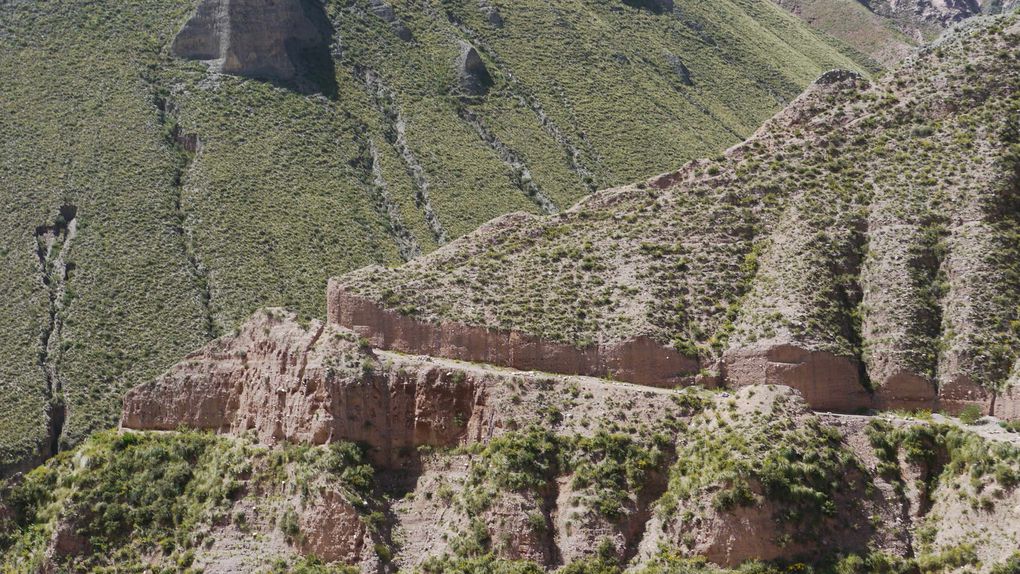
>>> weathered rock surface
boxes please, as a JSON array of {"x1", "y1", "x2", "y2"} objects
[
  {"x1": 122, "y1": 308, "x2": 684, "y2": 466},
  {"x1": 42, "y1": 521, "x2": 90, "y2": 571},
  {"x1": 721, "y1": 342, "x2": 872, "y2": 412},
  {"x1": 327, "y1": 284, "x2": 700, "y2": 387},
  {"x1": 298, "y1": 489, "x2": 372, "y2": 563},
  {"x1": 622, "y1": 0, "x2": 675, "y2": 13},
  {"x1": 368, "y1": 0, "x2": 412, "y2": 42},
  {"x1": 455, "y1": 41, "x2": 494, "y2": 96},
  {"x1": 479, "y1": 1, "x2": 504, "y2": 27},
  {"x1": 172, "y1": 0, "x2": 335, "y2": 93},
  {"x1": 122, "y1": 310, "x2": 475, "y2": 467}
]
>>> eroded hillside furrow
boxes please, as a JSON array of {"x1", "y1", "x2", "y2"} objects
[
  {"x1": 368, "y1": 138, "x2": 422, "y2": 261},
  {"x1": 155, "y1": 94, "x2": 216, "y2": 341},
  {"x1": 33, "y1": 204, "x2": 77, "y2": 457},
  {"x1": 457, "y1": 106, "x2": 559, "y2": 215},
  {"x1": 358, "y1": 68, "x2": 449, "y2": 245},
  {"x1": 440, "y1": 13, "x2": 601, "y2": 192},
  {"x1": 937, "y1": 120, "x2": 1020, "y2": 410}
]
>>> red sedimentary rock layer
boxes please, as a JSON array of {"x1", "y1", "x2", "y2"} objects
[
  {"x1": 121, "y1": 310, "x2": 479, "y2": 468},
  {"x1": 326, "y1": 282, "x2": 699, "y2": 387}
]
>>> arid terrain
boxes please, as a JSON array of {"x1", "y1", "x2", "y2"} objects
[{"x1": 2, "y1": 1, "x2": 1020, "y2": 573}]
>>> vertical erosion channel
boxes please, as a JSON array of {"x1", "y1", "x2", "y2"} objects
[
  {"x1": 155, "y1": 92, "x2": 217, "y2": 340},
  {"x1": 34, "y1": 203, "x2": 77, "y2": 456}
]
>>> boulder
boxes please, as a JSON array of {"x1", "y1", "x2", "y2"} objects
[
  {"x1": 368, "y1": 0, "x2": 413, "y2": 42},
  {"x1": 622, "y1": 0, "x2": 674, "y2": 14},
  {"x1": 479, "y1": 2, "x2": 504, "y2": 27},
  {"x1": 665, "y1": 52, "x2": 693, "y2": 85},
  {"x1": 455, "y1": 41, "x2": 494, "y2": 96}
]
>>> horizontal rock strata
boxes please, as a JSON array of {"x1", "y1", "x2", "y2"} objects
[{"x1": 327, "y1": 284, "x2": 699, "y2": 387}]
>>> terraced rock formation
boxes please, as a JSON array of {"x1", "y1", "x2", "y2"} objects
[
  {"x1": 332, "y1": 11, "x2": 1020, "y2": 416},
  {"x1": 11, "y1": 310, "x2": 1020, "y2": 571}
]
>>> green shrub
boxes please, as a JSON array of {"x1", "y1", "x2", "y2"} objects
[{"x1": 959, "y1": 405, "x2": 983, "y2": 425}]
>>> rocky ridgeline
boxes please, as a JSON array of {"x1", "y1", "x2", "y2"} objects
[
  {"x1": 116, "y1": 311, "x2": 1020, "y2": 571},
  {"x1": 334, "y1": 12, "x2": 1020, "y2": 418}
]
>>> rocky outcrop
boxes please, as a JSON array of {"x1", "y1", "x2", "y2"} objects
[
  {"x1": 42, "y1": 520, "x2": 90, "y2": 573},
  {"x1": 721, "y1": 343, "x2": 872, "y2": 412},
  {"x1": 326, "y1": 284, "x2": 700, "y2": 387},
  {"x1": 479, "y1": 1, "x2": 504, "y2": 27},
  {"x1": 665, "y1": 52, "x2": 693, "y2": 86},
  {"x1": 298, "y1": 489, "x2": 372, "y2": 563},
  {"x1": 171, "y1": 0, "x2": 335, "y2": 93},
  {"x1": 622, "y1": 0, "x2": 674, "y2": 13},
  {"x1": 122, "y1": 308, "x2": 685, "y2": 468},
  {"x1": 121, "y1": 309, "x2": 476, "y2": 467},
  {"x1": 455, "y1": 41, "x2": 493, "y2": 96},
  {"x1": 368, "y1": 0, "x2": 412, "y2": 42}
]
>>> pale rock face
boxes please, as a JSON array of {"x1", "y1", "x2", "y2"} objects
[
  {"x1": 721, "y1": 342, "x2": 873, "y2": 413},
  {"x1": 455, "y1": 41, "x2": 494, "y2": 96},
  {"x1": 121, "y1": 309, "x2": 477, "y2": 468},
  {"x1": 172, "y1": 0, "x2": 334, "y2": 93},
  {"x1": 298, "y1": 489, "x2": 372, "y2": 563},
  {"x1": 326, "y1": 283, "x2": 700, "y2": 387}
]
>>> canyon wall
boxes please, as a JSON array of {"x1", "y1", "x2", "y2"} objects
[{"x1": 326, "y1": 282, "x2": 700, "y2": 388}]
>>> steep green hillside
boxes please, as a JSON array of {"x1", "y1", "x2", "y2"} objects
[
  {"x1": 0, "y1": 0, "x2": 868, "y2": 472},
  {"x1": 336, "y1": 11, "x2": 1020, "y2": 409}
]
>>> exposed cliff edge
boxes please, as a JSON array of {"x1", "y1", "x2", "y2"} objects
[
  {"x1": 326, "y1": 284, "x2": 699, "y2": 387},
  {"x1": 121, "y1": 309, "x2": 682, "y2": 466},
  {"x1": 171, "y1": 0, "x2": 335, "y2": 94},
  {"x1": 111, "y1": 318, "x2": 1020, "y2": 572}
]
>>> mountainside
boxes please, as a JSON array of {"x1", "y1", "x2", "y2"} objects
[
  {"x1": 772, "y1": 0, "x2": 1020, "y2": 65},
  {"x1": 0, "y1": 0, "x2": 871, "y2": 474},
  {"x1": 3, "y1": 10, "x2": 1020, "y2": 573},
  {"x1": 6, "y1": 310, "x2": 1020, "y2": 572},
  {"x1": 332, "y1": 11, "x2": 1020, "y2": 415}
]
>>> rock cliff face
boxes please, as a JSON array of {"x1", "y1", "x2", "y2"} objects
[
  {"x1": 326, "y1": 286, "x2": 699, "y2": 387},
  {"x1": 122, "y1": 309, "x2": 475, "y2": 467},
  {"x1": 333, "y1": 12, "x2": 1020, "y2": 417},
  {"x1": 171, "y1": 0, "x2": 334, "y2": 93},
  {"x1": 121, "y1": 309, "x2": 684, "y2": 466},
  {"x1": 27, "y1": 303, "x2": 1017, "y2": 571}
]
